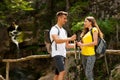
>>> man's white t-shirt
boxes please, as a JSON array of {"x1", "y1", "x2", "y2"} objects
[{"x1": 50, "y1": 24, "x2": 67, "y2": 57}]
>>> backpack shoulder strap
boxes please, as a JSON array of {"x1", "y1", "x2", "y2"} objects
[
  {"x1": 55, "y1": 26, "x2": 60, "y2": 35},
  {"x1": 51, "y1": 26, "x2": 60, "y2": 44},
  {"x1": 51, "y1": 26, "x2": 60, "y2": 50},
  {"x1": 90, "y1": 28, "x2": 93, "y2": 41}
]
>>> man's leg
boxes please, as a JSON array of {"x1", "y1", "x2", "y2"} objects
[
  {"x1": 58, "y1": 70, "x2": 65, "y2": 80},
  {"x1": 54, "y1": 71, "x2": 65, "y2": 80},
  {"x1": 54, "y1": 68, "x2": 59, "y2": 80},
  {"x1": 53, "y1": 56, "x2": 65, "y2": 80},
  {"x1": 54, "y1": 75, "x2": 58, "y2": 80}
]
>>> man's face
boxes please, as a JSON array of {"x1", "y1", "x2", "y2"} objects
[{"x1": 58, "y1": 15, "x2": 68, "y2": 25}]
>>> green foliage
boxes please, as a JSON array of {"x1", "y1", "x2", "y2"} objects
[
  {"x1": 69, "y1": 1, "x2": 89, "y2": 23},
  {"x1": 97, "y1": 18, "x2": 117, "y2": 37},
  {"x1": 34, "y1": 52, "x2": 48, "y2": 55},
  {"x1": 71, "y1": 21, "x2": 84, "y2": 33},
  {"x1": 0, "y1": 0, "x2": 33, "y2": 20},
  {"x1": 55, "y1": 1, "x2": 66, "y2": 10},
  {"x1": 38, "y1": 31, "x2": 44, "y2": 42},
  {"x1": 25, "y1": 45, "x2": 39, "y2": 51},
  {"x1": 70, "y1": 1, "x2": 89, "y2": 14},
  {"x1": 5, "y1": 0, "x2": 33, "y2": 11}
]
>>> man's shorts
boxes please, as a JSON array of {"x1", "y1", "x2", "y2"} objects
[{"x1": 53, "y1": 55, "x2": 65, "y2": 75}]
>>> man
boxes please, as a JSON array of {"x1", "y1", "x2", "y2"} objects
[{"x1": 50, "y1": 11, "x2": 76, "y2": 80}]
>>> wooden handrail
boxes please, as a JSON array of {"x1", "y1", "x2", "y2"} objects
[
  {"x1": 2, "y1": 55, "x2": 51, "y2": 63},
  {"x1": 2, "y1": 50, "x2": 120, "y2": 63}
]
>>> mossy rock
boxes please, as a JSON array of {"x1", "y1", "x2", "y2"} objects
[{"x1": 109, "y1": 65, "x2": 120, "y2": 80}]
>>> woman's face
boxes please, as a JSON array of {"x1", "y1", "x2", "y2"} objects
[{"x1": 84, "y1": 18, "x2": 91, "y2": 28}]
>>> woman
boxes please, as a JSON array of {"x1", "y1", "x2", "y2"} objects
[{"x1": 77, "y1": 16, "x2": 103, "y2": 80}]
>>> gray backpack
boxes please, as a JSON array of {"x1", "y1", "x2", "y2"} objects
[
  {"x1": 44, "y1": 26, "x2": 60, "y2": 53},
  {"x1": 90, "y1": 28, "x2": 107, "y2": 56}
]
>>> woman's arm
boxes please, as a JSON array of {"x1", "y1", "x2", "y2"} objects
[{"x1": 77, "y1": 31, "x2": 98, "y2": 47}]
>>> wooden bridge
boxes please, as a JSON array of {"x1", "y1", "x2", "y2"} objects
[{"x1": 1, "y1": 50, "x2": 120, "y2": 80}]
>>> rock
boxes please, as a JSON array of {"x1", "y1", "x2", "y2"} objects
[
  {"x1": 0, "y1": 26, "x2": 9, "y2": 53},
  {"x1": 109, "y1": 64, "x2": 120, "y2": 80},
  {"x1": 38, "y1": 73, "x2": 54, "y2": 80},
  {"x1": 0, "y1": 75, "x2": 5, "y2": 80}
]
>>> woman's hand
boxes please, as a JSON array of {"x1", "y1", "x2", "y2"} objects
[{"x1": 77, "y1": 42, "x2": 84, "y2": 48}]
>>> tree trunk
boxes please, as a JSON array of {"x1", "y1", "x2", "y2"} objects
[
  {"x1": 116, "y1": 21, "x2": 119, "y2": 49},
  {"x1": 65, "y1": 0, "x2": 71, "y2": 36},
  {"x1": 33, "y1": 0, "x2": 39, "y2": 39},
  {"x1": 66, "y1": 0, "x2": 70, "y2": 11}
]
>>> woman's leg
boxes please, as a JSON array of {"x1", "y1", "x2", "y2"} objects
[
  {"x1": 82, "y1": 55, "x2": 86, "y2": 70},
  {"x1": 85, "y1": 56, "x2": 96, "y2": 80}
]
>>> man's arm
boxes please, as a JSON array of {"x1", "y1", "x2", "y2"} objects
[
  {"x1": 52, "y1": 34, "x2": 71, "y2": 44},
  {"x1": 52, "y1": 34, "x2": 76, "y2": 44}
]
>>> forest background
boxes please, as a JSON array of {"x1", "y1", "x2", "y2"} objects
[{"x1": 0, "y1": 0, "x2": 120, "y2": 80}]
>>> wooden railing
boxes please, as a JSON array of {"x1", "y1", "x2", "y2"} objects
[{"x1": 1, "y1": 50, "x2": 120, "y2": 80}]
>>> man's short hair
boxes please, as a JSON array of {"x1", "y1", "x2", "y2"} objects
[{"x1": 56, "y1": 11, "x2": 68, "y2": 17}]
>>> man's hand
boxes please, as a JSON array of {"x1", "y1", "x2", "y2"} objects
[{"x1": 70, "y1": 34, "x2": 76, "y2": 41}]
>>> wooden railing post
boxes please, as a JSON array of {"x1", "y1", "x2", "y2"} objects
[{"x1": 6, "y1": 62, "x2": 10, "y2": 80}]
